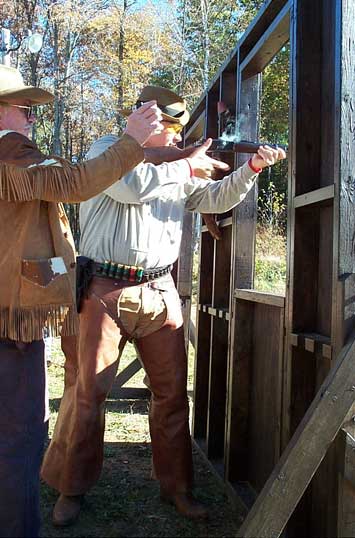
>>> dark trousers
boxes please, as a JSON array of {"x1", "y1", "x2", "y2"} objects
[{"x1": 0, "y1": 339, "x2": 48, "y2": 538}]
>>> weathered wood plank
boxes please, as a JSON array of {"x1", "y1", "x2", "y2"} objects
[
  {"x1": 185, "y1": 109, "x2": 206, "y2": 143},
  {"x1": 237, "y1": 335, "x2": 355, "y2": 538},
  {"x1": 214, "y1": 224, "x2": 232, "y2": 307},
  {"x1": 225, "y1": 299, "x2": 254, "y2": 482},
  {"x1": 112, "y1": 358, "x2": 142, "y2": 389},
  {"x1": 234, "y1": 289, "x2": 285, "y2": 308},
  {"x1": 248, "y1": 303, "x2": 284, "y2": 491},
  {"x1": 339, "y1": 0, "x2": 355, "y2": 276},
  {"x1": 225, "y1": 72, "x2": 260, "y2": 482},
  {"x1": 177, "y1": 211, "x2": 195, "y2": 350},
  {"x1": 109, "y1": 387, "x2": 150, "y2": 400},
  {"x1": 240, "y1": 3, "x2": 290, "y2": 80},
  {"x1": 206, "y1": 317, "x2": 229, "y2": 460},
  {"x1": 206, "y1": 220, "x2": 231, "y2": 459},
  {"x1": 206, "y1": 84, "x2": 219, "y2": 140},
  {"x1": 201, "y1": 217, "x2": 232, "y2": 234},
  {"x1": 192, "y1": 231, "x2": 214, "y2": 440},
  {"x1": 294, "y1": 185, "x2": 334, "y2": 208},
  {"x1": 239, "y1": 0, "x2": 289, "y2": 62},
  {"x1": 289, "y1": 332, "x2": 332, "y2": 358}
]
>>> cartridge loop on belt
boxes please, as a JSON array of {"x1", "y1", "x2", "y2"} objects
[{"x1": 93, "y1": 261, "x2": 172, "y2": 283}]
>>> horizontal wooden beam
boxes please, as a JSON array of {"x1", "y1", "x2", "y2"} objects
[
  {"x1": 198, "y1": 303, "x2": 212, "y2": 313},
  {"x1": 184, "y1": 110, "x2": 205, "y2": 142},
  {"x1": 239, "y1": 0, "x2": 289, "y2": 61},
  {"x1": 290, "y1": 332, "x2": 332, "y2": 358},
  {"x1": 234, "y1": 288, "x2": 285, "y2": 308},
  {"x1": 201, "y1": 216, "x2": 233, "y2": 234},
  {"x1": 240, "y1": 3, "x2": 290, "y2": 79},
  {"x1": 198, "y1": 304, "x2": 230, "y2": 320},
  {"x1": 294, "y1": 184, "x2": 335, "y2": 208},
  {"x1": 109, "y1": 387, "x2": 150, "y2": 400},
  {"x1": 218, "y1": 216, "x2": 233, "y2": 228}
]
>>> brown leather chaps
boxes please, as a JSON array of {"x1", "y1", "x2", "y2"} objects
[{"x1": 41, "y1": 275, "x2": 193, "y2": 496}]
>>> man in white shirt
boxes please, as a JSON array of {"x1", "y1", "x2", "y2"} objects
[{"x1": 42, "y1": 86, "x2": 285, "y2": 525}]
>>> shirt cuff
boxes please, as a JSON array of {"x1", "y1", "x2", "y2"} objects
[{"x1": 248, "y1": 158, "x2": 262, "y2": 174}]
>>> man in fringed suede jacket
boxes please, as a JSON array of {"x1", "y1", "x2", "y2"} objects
[{"x1": 0, "y1": 65, "x2": 164, "y2": 538}]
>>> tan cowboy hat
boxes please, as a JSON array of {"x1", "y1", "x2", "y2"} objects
[
  {"x1": 119, "y1": 85, "x2": 190, "y2": 126},
  {"x1": 0, "y1": 65, "x2": 54, "y2": 105}
]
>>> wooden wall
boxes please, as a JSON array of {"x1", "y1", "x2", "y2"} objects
[{"x1": 179, "y1": 0, "x2": 355, "y2": 536}]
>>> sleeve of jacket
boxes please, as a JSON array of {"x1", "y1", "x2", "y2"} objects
[
  {"x1": 85, "y1": 134, "x2": 191, "y2": 204},
  {"x1": 184, "y1": 161, "x2": 258, "y2": 213},
  {"x1": 0, "y1": 134, "x2": 144, "y2": 203}
]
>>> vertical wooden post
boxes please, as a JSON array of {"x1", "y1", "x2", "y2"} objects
[
  {"x1": 176, "y1": 211, "x2": 195, "y2": 351},
  {"x1": 334, "y1": 0, "x2": 355, "y2": 534},
  {"x1": 225, "y1": 71, "x2": 261, "y2": 483},
  {"x1": 338, "y1": 0, "x2": 355, "y2": 278}
]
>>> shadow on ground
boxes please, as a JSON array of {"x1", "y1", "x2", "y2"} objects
[
  {"x1": 40, "y1": 439, "x2": 244, "y2": 538},
  {"x1": 49, "y1": 397, "x2": 150, "y2": 415}
]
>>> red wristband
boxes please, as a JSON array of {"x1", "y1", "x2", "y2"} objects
[
  {"x1": 248, "y1": 158, "x2": 262, "y2": 174},
  {"x1": 185, "y1": 158, "x2": 193, "y2": 177}
]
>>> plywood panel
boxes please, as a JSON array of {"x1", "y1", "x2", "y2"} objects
[
  {"x1": 249, "y1": 303, "x2": 284, "y2": 491},
  {"x1": 226, "y1": 299, "x2": 254, "y2": 482}
]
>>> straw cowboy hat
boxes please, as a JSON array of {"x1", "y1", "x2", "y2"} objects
[
  {"x1": 119, "y1": 85, "x2": 190, "y2": 126},
  {"x1": 0, "y1": 65, "x2": 54, "y2": 105}
]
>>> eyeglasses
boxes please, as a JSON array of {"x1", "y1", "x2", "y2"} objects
[
  {"x1": 164, "y1": 122, "x2": 183, "y2": 134},
  {"x1": 0, "y1": 103, "x2": 33, "y2": 120},
  {"x1": 135, "y1": 100, "x2": 185, "y2": 120}
]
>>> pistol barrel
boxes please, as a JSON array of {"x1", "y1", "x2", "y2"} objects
[{"x1": 207, "y1": 139, "x2": 288, "y2": 154}]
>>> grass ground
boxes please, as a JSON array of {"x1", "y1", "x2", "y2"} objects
[
  {"x1": 40, "y1": 340, "x2": 244, "y2": 537},
  {"x1": 254, "y1": 225, "x2": 286, "y2": 295}
]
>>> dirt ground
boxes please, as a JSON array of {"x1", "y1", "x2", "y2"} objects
[{"x1": 40, "y1": 340, "x2": 244, "y2": 538}]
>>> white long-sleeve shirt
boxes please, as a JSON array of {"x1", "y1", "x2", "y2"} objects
[{"x1": 79, "y1": 134, "x2": 258, "y2": 268}]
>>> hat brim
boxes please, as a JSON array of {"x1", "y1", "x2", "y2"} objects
[
  {"x1": 118, "y1": 108, "x2": 190, "y2": 127},
  {"x1": 0, "y1": 86, "x2": 54, "y2": 105}
]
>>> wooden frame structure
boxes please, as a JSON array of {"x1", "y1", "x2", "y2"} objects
[{"x1": 179, "y1": 0, "x2": 355, "y2": 535}]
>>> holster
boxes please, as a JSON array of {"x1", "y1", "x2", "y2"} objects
[{"x1": 76, "y1": 256, "x2": 94, "y2": 313}]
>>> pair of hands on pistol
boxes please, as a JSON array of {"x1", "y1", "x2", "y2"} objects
[
  {"x1": 197, "y1": 141, "x2": 287, "y2": 240},
  {"x1": 185, "y1": 138, "x2": 286, "y2": 179},
  {"x1": 148, "y1": 139, "x2": 286, "y2": 240}
]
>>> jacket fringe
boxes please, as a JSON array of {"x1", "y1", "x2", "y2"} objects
[
  {"x1": 0, "y1": 305, "x2": 78, "y2": 342},
  {"x1": 0, "y1": 162, "x2": 36, "y2": 201},
  {"x1": 61, "y1": 305, "x2": 79, "y2": 336},
  {"x1": 0, "y1": 160, "x2": 74, "y2": 202}
]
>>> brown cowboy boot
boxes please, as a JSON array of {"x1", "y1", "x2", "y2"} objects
[
  {"x1": 161, "y1": 491, "x2": 209, "y2": 519},
  {"x1": 52, "y1": 494, "x2": 83, "y2": 527}
]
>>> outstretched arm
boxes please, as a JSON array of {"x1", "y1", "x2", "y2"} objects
[
  {"x1": 185, "y1": 146, "x2": 286, "y2": 214},
  {"x1": 0, "y1": 101, "x2": 162, "y2": 203}
]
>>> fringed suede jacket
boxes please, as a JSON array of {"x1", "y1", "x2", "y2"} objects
[{"x1": 0, "y1": 130, "x2": 144, "y2": 342}]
